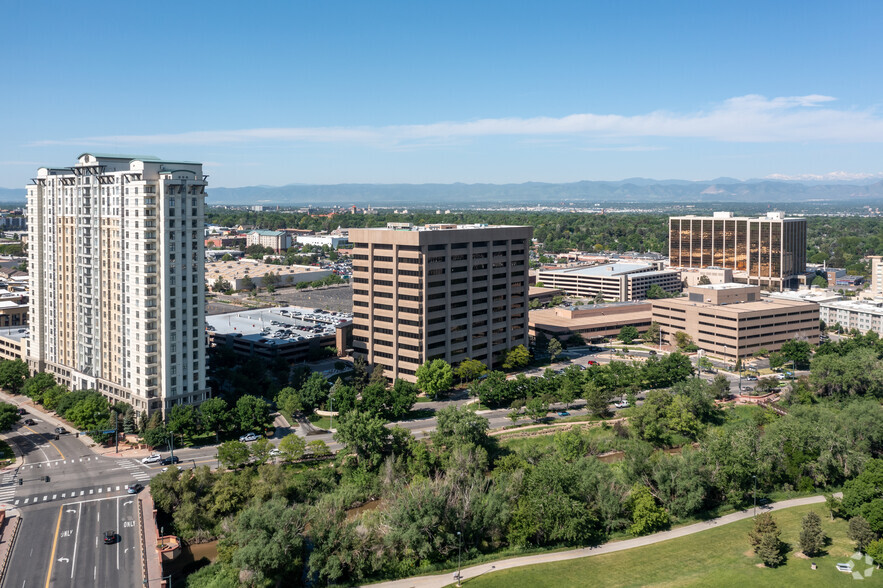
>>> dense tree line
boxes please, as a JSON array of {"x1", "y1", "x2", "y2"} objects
[{"x1": 207, "y1": 208, "x2": 883, "y2": 272}]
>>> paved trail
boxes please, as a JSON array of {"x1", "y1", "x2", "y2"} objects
[{"x1": 367, "y1": 495, "x2": 832, "y2": 588}]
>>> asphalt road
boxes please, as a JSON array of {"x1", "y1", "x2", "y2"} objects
[{"x1": 1, "y1": 401, "x2": 149, "y2": 588}]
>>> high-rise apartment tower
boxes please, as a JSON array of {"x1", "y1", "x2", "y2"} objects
[
  {"x1": 668, "y1": 211, "x2": 806, "y2": 291},
  {"x1": 349, "y1": 223, "x2": 532, "y2": 381},
  {"x1": 27, "y1": 154, "x2": 208, "y2": 416}
]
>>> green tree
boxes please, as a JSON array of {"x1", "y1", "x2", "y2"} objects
[
  {"x1": 250, "y1": 437, "x2": 273, "y2": 465},
  {"x1": 642, "y1": 321, "x2": 661, "y2": 344},
  {"x1": 240, "y1": 274, "x2": 255, "y2": 291},
  {"x1": 768, "y1": 351, "x2": 786, "y2": 370},
  {"x1": 549, "y1": 295, "x2": 564, "y2": 307},
  {"x1": 0, "y1": 402, "x2": 20, "y2": 431},
  {"x1": 167, "y1": 404, "x2": 198, "y2": 445},
  {"x1": 673, "y1": 331, "x2": 693, "y2": 350},
  {"x1": 593, "y1": 292, "x2": 606, "y2": 304},
  {"x1": 198, "y1": 397, "x2": 231, "y2": 443},
  {"x1": 432, "y1": 405, "x2": 489, "y2": 449},
  {"x1": 415, "y1": 359, "x2": 453, "y2": 399},
  {"x1": 798, "y1": 511, "x2": 826, "y2": 557},
  {"x1": 333, "y1": 410, "x2": 389, "y2": 469},
  {"x1": 868, "y1": 538, "x2": 883, "y2": 567},
  {"x1": 140, "y1": 422, "x2": 168, "y2": 449},
  {"x1": 697, "y1": 274, "x2": 712, "y2": 285},
  {"x1": 583, "y1": 381, "x2": 612, "y2": 417},
  {"x1": 455, "y1": 358, "x2": 487, "y2": 383},
  {"x1": 0, "y1": 360, "x2": 29, "y2": 394},
  {"x1": 276, "y1": 386, "x2": 302, "y2": 417},
  {"x1": 212, "y1": 277, "x2": 232, "y2": 292},
  {"x1": 278, "y1": 433, "x2": 306, "y2": 462},
  {"x1": 645, "y1": 284, "x2": 670, "y2": 299},
  {"x1": 262, "y1": 271, "x2": 280, "y2": 292},
  {"x1": 228, "y1": 498, "x2": 307, "y2": 585},
  {"x1": 847, "y1": 516, "x2": 878, "y2": 552},
  {"x1": 547, "y1": 338, "x2": 563, "y2": 362},
  {"x1": 524, "y1": 396, "x2": 549, "y2": 422},
  {"x1": 812, "y1": 275, "x2": 828, "y2": 288},
  {"x1": 502, "y1": 345, "x2": 530, "y2": 370},
  {"x1": 217, "y1": 440, "x2": 251, "y2": 469},
  {"x1": 628, "y1": 484, "x2": 670, "y2": 536},
  {"x1": 299, "y1": 372, "x2": 330, "y2": 412},
  {"x1": 749, "y1": 512, "x2": 784, "y2": 567},
  {"x1": 235, "y1": 395, "x2": 272, "y2": 433},
  {"x1": 307, "y1": 439, "x2": 331, "y2": 458},
  {"x1": 618, "y1": 325, "x2": 640, "y2": 345},
  {"x1": 21, "y1": 372, "x2": 56, "y2": 403},
  {"x1": 781, "y1": 340, "x2": 812, "y2": 369}
]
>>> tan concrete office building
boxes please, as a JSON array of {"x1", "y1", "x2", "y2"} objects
[
  {"x1": 530, "y1": 302, "x2": 653, "y2": 342},
  {"x1": 349, "y1": 223, "x2": 532, "y2": 381},
  {"x1": 651, "y1": 283, "x2": 819, "y2": 360},
  {"x1": 669, "y1": 211, "x2": 806, "y2": 291},
  {"x1": 27, "y1": 154, "x2": 209, "y2": 416}
]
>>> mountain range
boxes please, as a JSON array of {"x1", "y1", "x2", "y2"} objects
[{"x1": 3, "y1": 178, "x2": 883, "y2": 207}]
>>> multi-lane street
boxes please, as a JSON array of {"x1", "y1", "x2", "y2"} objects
[{"x1": 1, "y1": 404, "x2": 149, "y2": 588}]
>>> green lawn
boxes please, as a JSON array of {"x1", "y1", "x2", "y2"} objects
[
  {"x1": 450, "y1": 504, "x2": 881, "y2": 588},
  {"x1": 307, "y1": 414, "x2": 333, "y2": 430}
]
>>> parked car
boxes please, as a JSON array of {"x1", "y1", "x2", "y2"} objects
[
  {"x1": 239, "y1": 432, "x2": 260, "y2": 442},
  {"x1": 586, "y1": 360, "x2": 598, "y2": 366},
  {"x1": 17, "y1": 408, "x2": 26, "y2": 415},
  {"x1": 557, "y1": 411, "x2": 570, "y2": 417},
  {"x1": 142, "y1": 453, "x2": 162, "y2": 464},
  {"x1": 614, "y1": 400, "x2": 630, "y2": 409},
  {"x1": 648, "y1": 350, "x2": 657, "y2": 355},
  {"x1": 745, "y1": 375, "x2": 758, "y2": 381},
  {"x1": 103, "y1": 530, "x2": 116, "y2": 545},
  {"x1": 127, "y1": 483, "x2": 143, "y2": 494},
  {"x1": 269, "y1": 448, "x2": 281, "y2": 456},
  {"x1": 160, "y1": 456, "x2": 180, "y2": 466}
]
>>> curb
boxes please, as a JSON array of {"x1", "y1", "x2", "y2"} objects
[
  {"x1": 0, "y1": 514, "x2": 21, "y2": 586},
  {"x1": 138, "y1": 496, "x2": 148, "y2": 586}
]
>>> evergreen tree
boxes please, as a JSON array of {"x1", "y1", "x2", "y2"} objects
[{"x1": 798, "y1": 511, "x2": 826, "y2": 557}]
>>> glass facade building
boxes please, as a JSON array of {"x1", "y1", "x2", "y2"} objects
[{"x1": 668, "y1": 212, "x2": 806, "y2": 291}]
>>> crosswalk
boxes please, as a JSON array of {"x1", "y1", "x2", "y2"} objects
[
  {"x1": 0, "y1": 471, "x2": 17, "y2": 504},
  {"x1": 12, "y1": 485, "x2": 139, "y2": 506},
  {"x1": 21, "y1": 456, "x2": 102, "y2": 469},
  {"x1": 118, "y1": 459, "x2": 152, "y2": 482}
]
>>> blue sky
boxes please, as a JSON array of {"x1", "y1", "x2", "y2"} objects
[{"x1": 1, "y1": 0, "x2": 882, "y2": 188}]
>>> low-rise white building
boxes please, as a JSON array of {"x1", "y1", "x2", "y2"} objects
[
  {"x1": 537, "y1": 262, "x2": 681, "y2": 302},
  {"x1": 296, "y1": 235, "x2": 348, "y2": 249},
  {"x1": 818, "y1": 299, "x2": 883, "y2": 335}
]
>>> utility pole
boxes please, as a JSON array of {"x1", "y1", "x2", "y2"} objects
[{"x1": 329, "y1": 395, "x2": 333, "y2": 432}]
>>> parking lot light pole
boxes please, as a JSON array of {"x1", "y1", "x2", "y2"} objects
[{"x1": 456, "y1": 531, "x2": 462, "y2": 587}]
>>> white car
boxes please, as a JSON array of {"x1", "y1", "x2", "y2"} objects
[
  {"x1": 239, "y1": 432, "x2": 260, "y2": 442},
  {"x1": 269, "y1": 448, "x2": 281, "y2": 456},
  {"x1": 142, "y1": 453, "x2": 162, "y2": 464},
  {"x1": 614, "y1": 400, "x2": 630, "y2": 409}
]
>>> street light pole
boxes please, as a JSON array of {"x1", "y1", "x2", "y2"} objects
[
  {"x1": 456, "y1": 531, "x2": 462, "y2": 587},
  {"x1": 753, "y1": 474, "x2": 757, "y2": 518},
  {"x1": 329, "y1": 395, "x2": 333, "y2": 433}
]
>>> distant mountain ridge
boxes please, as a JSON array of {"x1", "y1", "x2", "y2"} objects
[
  {"x1": 3, "y1": 179, "x2": 883, "y2": 207},
  {"x1": 204, "y1": 179, "x2": 883, "y2": 207}
]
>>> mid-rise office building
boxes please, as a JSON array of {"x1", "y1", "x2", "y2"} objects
[
  {"x1": 27, "y1": 153, "x2": 208, "y2": 416},
  {"x1": 537, "y1": 262, "x2": 681, "y2": 301},
  {"x1": 867, "y1": 256, "x2": 883, "y2": 298},
  {"x1": 349, "y1": 223, "x2": 532, "y2": 381},
  {"x1": 651, "y1": 283, "x2": 819, "y2": 360},
  {"x1": 668, "y1": 211, "x2": 806, "y2": 291},
  {"x1": 247, "y1": 229, "x2": 291, "y2": 252}
]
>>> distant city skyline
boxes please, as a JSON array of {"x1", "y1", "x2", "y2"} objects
[{"x1": 2, "y1": 0, "x2": 882, "y2": 188}]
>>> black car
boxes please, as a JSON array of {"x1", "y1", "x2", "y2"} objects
[
  {"x1": 160, "y1": 456, "x2": 180, "y2": 466},
  {"x1": 103, "y1": 530, "x2": 116, "y2": 545},
  {"x1": 23, "y1": 418, "x2": 36, "y2": 426}
]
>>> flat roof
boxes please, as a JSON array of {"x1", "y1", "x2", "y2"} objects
[
  {"x1": 820, "y1": 300, "x2": 883, "y2": 313},
  {"x1": 204, "y1": 260, "x2": 329, "y2": 281},
  {"x1": 693, "y1": 282, "x2": 753, "y2": 290},
  {"x1": 530, "y1": 308, "x2": 651, "y2": 329},
  {"x1": 207, "y1": 306, "x2": 351, "y2": 343},
  {"x1": 541, "y1": 263, "x2": 654, "y2": 277},
  {"x1": 0, "y1": 326, "x2": 28, "y2": 342}
]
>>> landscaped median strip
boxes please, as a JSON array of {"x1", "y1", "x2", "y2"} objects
[{"x1": 365, "y1": 495, "x2": 833, "y2": 588}]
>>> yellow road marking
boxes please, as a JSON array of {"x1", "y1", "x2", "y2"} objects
[
  {"x1": 45, "y1": 505, "x2": 64, "y2": 588},
  {"x1": 24, "y1": 425, "x2": 65, "y2": 460}
]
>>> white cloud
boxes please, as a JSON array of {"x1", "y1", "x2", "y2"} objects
[
  {"x1": 765, "y1": 171, "x2": 883, "y2": 181},
  {"x1": 30, "y1": 94, "x2": 883, "y2": 148}
]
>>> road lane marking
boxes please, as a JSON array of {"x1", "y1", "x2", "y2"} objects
[
  {"x1": 52, "y1": 494, "x2": 56, "y2": 499},
  {"x1": 22, "y1": 425, "x2": 66, "y2": 460},
  {"x1": 116, "y1": 497, "x2": 120, "y2": 570},
  {"x1": 71, "y1": 500, "x2": 82, "y2": 579},
  {"x1": 44, "y1": 505, "x2": 63, "y2": 588}
]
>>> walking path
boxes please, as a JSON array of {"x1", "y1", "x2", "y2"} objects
[{"x1": 367, "y1": 494, "x2": 834, "y2": 588}]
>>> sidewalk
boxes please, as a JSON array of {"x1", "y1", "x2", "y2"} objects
[
  {"x1": 0, "y1": 507, "x2": 21, "y2": 586},
  {"x1": 0, "y1": 390, "x2": 154, "y2": 460},
  {"x1": 138, "y1": 486, "x2": 166, "y2": 588},
  {"x1": 367, "y1": 495, "x2": 832, "y2": 588}
]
